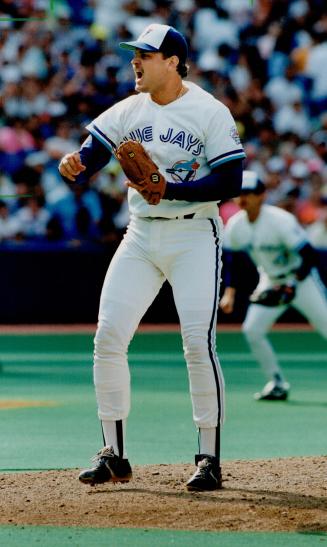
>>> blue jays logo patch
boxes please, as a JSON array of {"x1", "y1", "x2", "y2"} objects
[
  {"x1": 166, "y1": 159, "x2": 200, "y2": 182},
  {"x1": 230, "y1": 126, "x2": 241, "y2": 145}
]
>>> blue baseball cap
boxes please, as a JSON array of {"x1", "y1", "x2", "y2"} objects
[
  {"x1": 120, "y1": 24, "x2": 188, "y2": 64},
  {"x1": 241, "y1": 170, "x2": 266, "y2": 194}
]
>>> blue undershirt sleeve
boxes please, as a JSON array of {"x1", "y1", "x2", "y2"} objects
[
  {"x1": 223, "y1": 250, "x2": 245, "y2": 288},
  {"x1": 294, "y1": 242, "x2": 317, "y2": 280},
  {"x1": 163, "y1": 159, "x2": 243, "y2": 202}
]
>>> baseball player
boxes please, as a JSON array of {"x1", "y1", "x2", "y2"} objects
[
  {"x1": 220, "y1": 170, "x2": 327, "y2": 400},
  {"x1": 59, "y1": 24, "x2": 245, "y2": 491}
]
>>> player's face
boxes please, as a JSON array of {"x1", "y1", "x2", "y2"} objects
[
  {"x1": 131, "y1": 50, "x2": 173, "y2": 94},
  {"x1": 236, "y1": 192, "x2": 264, "y2": 214}
]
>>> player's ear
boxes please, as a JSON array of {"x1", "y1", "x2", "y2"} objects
[{"x1": 168, "y1": 55, "x2": 179, "y2": 71}]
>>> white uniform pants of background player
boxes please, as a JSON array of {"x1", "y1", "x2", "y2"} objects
[
  {"x1": 243, "y1": 273, "x2": 327, "y2": 381},
  {"x1": 93, "y1": 215, "x2": 225, "y2": 457}
]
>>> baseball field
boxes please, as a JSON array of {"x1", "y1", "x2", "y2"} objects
[{"x1": 0, "y1": 326, "x2": 326, "y2": 546}]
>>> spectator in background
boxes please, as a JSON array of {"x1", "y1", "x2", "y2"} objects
[
  {"x1": 273, "y1": 99, "x2": 311, "y2": 139},
  {"x1": 296, "y1": 187, "x2": 326, "y2": 226},
  {"x1": 264, "y1": 62, "x2": 304, "y2": 110},
  {"x1": 37, "y1": 122, "x2": 81, "y2": 205},
  {"x1": 91, "y1": 158, "x2": 130, "y2": 240},
  {"x1": 0, "y1": 118, "x2": 35, "y2": 175},
  {"x1": 311, "y1": 130, "x2": 327, "y2": 164},
  {"x1": 0, "y1": 0, "x2": 326, "y2": 247},
  {"x1": 304, "y1": 30, "x2": 327, "y2": 116},
  {"x1": 11, "y1": 195, "x2": 50, "y2": 240},
  {"x1": 289, "y1": 161, "x2": 311, "y2": 200},
  {"x1": 263, "y1": 156, "x2": 287, "y2": 206},
  {"x1": 229, "y1": 49, "x2": 251, "y2": 93},
  {"x1": 48, "y1": 184, "x2": 103, "y2": 243},
  {"x1": 0, "y1": 200, "x2": 20, "y2": 241},
  {"x1": 274, "y1": 160, "x2": 310, "y2": 217},
  {"x1": 295, "y1": 165, "x2": 326, "y2": 226},
  {"x1": 307, "y1": 207, "x2": 327, "y2": 249},
  {"x1": 0, "y1": 169, "x2": 16, "y2": 206},
  {"x1": 24, "y1": 150, "x2": 69, "y2": 206}
]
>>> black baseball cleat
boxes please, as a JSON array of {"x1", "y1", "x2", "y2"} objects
[
  {"x1": 186, "y1": 454, "x2": 222, "y2": 491},
  {"x1": 254, "y1": 380, "x2": 290, "y2": 401},
  {"x1": 78, "y1": 446, "x2": 132, "y2": 485}
]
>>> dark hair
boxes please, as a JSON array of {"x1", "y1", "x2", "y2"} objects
[
  {"x1": 177, "y1": 62, "x2": 189, "y2": 78},
  {"x1": 161, "y1": 51, "x2": 189, "y2": 78},
  {"x1": 160, "y1": 28, "x2": 188, "y2": 77}
]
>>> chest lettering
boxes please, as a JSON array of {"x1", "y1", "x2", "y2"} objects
[
  {"x1": 160, "y1": 128, "x2": 203, "y2": 156},
  {"x1": 123, "y1": 125, "x2": 204, "y2": 156},
  {"x1": 127, "y1": 126, "x2": 153, "y2": 143}
]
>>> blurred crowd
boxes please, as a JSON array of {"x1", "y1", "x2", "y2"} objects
[{"x1": 0, "y1": 0, "x2": 326, "y2": 248}]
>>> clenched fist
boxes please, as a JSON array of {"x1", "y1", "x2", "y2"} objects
[{"x1": 59, "y1": 152, "x2": 86, "y2": 182}]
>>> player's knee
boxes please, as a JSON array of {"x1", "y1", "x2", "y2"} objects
[
  {"x1": 242, "y1": 322, "x2": 264, "y2": 343},
  {"x1": 94, "y1": 320, "x2": 128, "y2": 359},
  {"x1": 183, "y1": 333, "x2": 209, "y2": 363}
]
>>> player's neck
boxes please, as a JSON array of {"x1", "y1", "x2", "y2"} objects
[
  {"x1": 150, "y1": 79, "x2": 187, "y2": 105},
  {"x1": 247, "y1": 207, "x2": 261, "y2": 223}
]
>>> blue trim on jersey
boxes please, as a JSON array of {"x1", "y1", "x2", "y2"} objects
[
  {"x1": 208, "y1": 219, "x2": 223, "y2": 426},
  {"x1": 210, "y1": 152, "x2": 246, "y2": 168},
  {"x1": 211, "y1": 153, "x2": 246, "y2": 167},
  {"x1": 208, "y1": 149, "x2": 245, "y2": 165},
  {"x1": 88, "y1": 124, "x2": 116, "y2": 151}
]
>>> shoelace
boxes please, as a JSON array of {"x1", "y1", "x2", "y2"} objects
[
  {"x1": 91, "y1": 446, "x2": 114, "y2": 463},
  {"x1": 197, "y1": 458, "x2": 211, "y2": 473},
  {"x1": 197, "y1": 458, "x2": 219, "y2": 483}
]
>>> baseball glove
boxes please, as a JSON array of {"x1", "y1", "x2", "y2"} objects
[
  {"x1": 116, "y1": 140, "x2": 166, "y2": 205},
  {"x1": 250, "y1": 283, "x2": 297, "y2": 307}
]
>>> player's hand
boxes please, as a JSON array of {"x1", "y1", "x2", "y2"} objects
[
  {"x1": 59, "y1": 152, "x2": 86, "y2": 181},
  {"x1": 219, "y1": 288, "x2": 236, "y2": 314}
]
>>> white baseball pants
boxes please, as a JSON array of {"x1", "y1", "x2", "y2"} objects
[
  {"x1": 93, "y1": 216, "x2": 225, "y2": 428},
  {"x1": 242, "y1": 272, "x2": 327, "y2": 379}
]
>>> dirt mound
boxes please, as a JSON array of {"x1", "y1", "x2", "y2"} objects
[{"x1": 1, "y1": 456, "x2": 326, "y2": 532}]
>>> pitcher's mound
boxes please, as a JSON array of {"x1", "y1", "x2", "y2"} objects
[{"x1": 0, "y1": 456, "x2": 326, "y2": 532}]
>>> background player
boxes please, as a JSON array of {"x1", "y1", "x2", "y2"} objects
[
  {"x1": 59, "y1": 24, "x2": 245, "y2": 491},
  {"x1": 220, "y1": 170, "x2": 327, "y2": 400}
]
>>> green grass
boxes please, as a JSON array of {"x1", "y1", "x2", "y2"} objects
[
  {"x1": 0, "y1": 331, "x2": 326, "y2": 469},
  {"x1": 0, "y1": 527, "x2": 326, "y2": 547}
]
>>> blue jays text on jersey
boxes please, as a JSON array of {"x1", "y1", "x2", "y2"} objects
[{"x1": 124, "y1": 126, "x2": 204, "y2": 156}]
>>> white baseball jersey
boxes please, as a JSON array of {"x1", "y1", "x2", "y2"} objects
[
  {"x1": 224, "y1": 204, "x2": 308, "y2": 283},
  {"x1": 225, "y1": 204, "x2": 327, "y2": 385},
  {"x1": 86, "y1": 81, "x2": 245, "y2": 219}
]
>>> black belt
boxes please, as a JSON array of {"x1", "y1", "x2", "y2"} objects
[{"x1": 149, "y1": 213, "x2": 195, "y2": 220}]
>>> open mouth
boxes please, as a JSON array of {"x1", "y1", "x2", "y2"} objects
[{"x1": 135, "y1": 70, "x2": 143, "y2": 81}]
